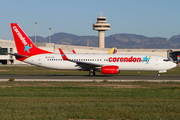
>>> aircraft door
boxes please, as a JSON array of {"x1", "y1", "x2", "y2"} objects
[
  {"x1": 38, "y1": 56, "x2": 42, "y2": 64},
  {"x1": 155, "y1": 58, "x2": 159, "y2": 66}
]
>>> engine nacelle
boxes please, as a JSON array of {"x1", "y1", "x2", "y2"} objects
[{"x1": 102, "y1": 66, "x2": 119, "y2": 74}]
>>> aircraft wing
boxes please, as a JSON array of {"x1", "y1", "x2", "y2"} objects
[
  {"x1": 59, "y1": 48, "x2": 102, "y2": 70},
  {"x1": 74, "y1": 60, "x2": 102, "y2": 70}
]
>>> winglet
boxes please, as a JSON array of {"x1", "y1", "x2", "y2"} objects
[{"x1": 59, "y1": 48, "x2": 69, "y2": 60}]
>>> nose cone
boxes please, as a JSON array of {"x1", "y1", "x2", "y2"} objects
[
  {"x1": 170, "y1": 62, "x2": 177, "y2": 69},
  {"x1": 173, "y1": 62, "x2": 177, "y2": 68}
]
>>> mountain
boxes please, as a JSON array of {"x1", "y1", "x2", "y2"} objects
[
  {"x1": 169, "y1": 34, "x2": 180, "y2": 43},
  {"x1": 105, "y1": 34, "x2": 168, "y2": 49},
  {"x1": 47, "y1": 32, "x2": 99, "y2": 47},
  {"x1": 169, "y1": 34, "x2": 180, "y2": 48},
  {"x1": 29, "y1": 33, "x2": 180, "y2": 49},
  {"x1": 29, "y1": 36, "x2": 47, "y2": 43},
  {"x1": 30, "y1": 32, "x2": 99, "y2": 47}
]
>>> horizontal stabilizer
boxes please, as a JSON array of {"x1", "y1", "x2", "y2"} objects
[{"x1": 7, "y1": 53, "x2": 28, "y2": 58}]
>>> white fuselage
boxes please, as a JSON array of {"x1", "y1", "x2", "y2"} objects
[{"x1": 23, "y1": 53, "x2": 176, "y2": 72}]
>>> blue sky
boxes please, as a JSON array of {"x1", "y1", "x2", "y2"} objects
[{"x1": 1, "y1": 0, "x2": 180, "y2": 40}]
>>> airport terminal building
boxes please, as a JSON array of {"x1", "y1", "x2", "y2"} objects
[
  {"x1": 0, "y1": 39, "x2": 180, "y2": 65},
  {"x1": 0, "y1": 39, "x2": 14, "y2": 64}
]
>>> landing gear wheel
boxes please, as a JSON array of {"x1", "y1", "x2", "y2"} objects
[
  {"x1": 89, "y1": 71, "x2": 95, "y2": 76},
  {"x1": 157, "y1": 73, "x2": 161, "y2": 77}
]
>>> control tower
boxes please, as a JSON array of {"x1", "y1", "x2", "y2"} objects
[{"x1": 93, "y1": 13, "x2": 110, "y2": 48}]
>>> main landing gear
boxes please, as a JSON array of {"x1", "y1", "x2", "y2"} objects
[
  {"x1": 89, "y1": 71, "x2": 95, "y2": 76},
  {"x1": 157, "y1": 73, "x2": 161, "y2": 77}
]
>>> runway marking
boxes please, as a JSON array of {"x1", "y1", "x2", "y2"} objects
[{"x1": 1, "y1": 79, "x2": 180, "y2": 82}]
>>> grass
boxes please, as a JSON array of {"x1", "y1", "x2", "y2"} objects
[
  {"x1": 0, "y1": 65, "x2": 180, "y2": 119},
  {"x1": 0, "y1": 65, "x2": 180, "y2": 75},
  {"x1": 0, "y1": 81, "x2": 180, "y2": 119}
]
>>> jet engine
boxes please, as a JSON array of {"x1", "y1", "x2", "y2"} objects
[{"x1": 101, "y1": 66, "x2": 119, "y2": 74}]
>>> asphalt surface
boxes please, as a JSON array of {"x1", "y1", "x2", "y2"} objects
[{"x1": 0, "y1": 74, "x2": 180, "y2": 82}]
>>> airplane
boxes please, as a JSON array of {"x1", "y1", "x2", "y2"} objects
[
  {"x1": 72, "y1": 47, "x2": 117, "y2": 54},
  {"x1": 10, "y1": 23, "x2": 177, "y2": 76}
]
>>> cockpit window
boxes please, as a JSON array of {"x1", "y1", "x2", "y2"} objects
[
  {"x1": 163, "y1": 57, "x2": 173, "y2": 62},
  {"x1": 163, "y1": 59, "x2": 169, "y2": 62}
]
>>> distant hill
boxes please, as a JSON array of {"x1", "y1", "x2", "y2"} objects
[
  {"x1": 29, "y1": 32, "x2": 99, "y2": 47},
  {"x1": 169, "y1": 34, "x2": 180, "y2": 48},
  {"x1": 29, "y1": 36, "x2": 47, "y2": 43},
  {"x1": 106, "y1": 34, "x2": 168, "y2": 49},
  {"x1": 29, "y1": 33, "x2": 180, "y2": 49}
]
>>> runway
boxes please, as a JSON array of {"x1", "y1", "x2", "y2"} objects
[{"x1": 0, "y1": 74, "x2": 180, "y2": 82}]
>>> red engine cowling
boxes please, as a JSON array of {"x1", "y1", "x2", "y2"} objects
[{"x1": 102, "y1": 66, "x2": 119, "y2": 74}]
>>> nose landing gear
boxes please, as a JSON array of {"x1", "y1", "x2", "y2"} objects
[{"x1": 157, "y1": 70, "x2": 167, "y2": 77}]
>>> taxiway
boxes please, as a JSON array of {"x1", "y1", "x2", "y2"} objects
[{"x1": 0, "y1": 74, "x2": 180, "y2": 82}]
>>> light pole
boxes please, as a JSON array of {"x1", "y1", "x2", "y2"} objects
[
  {"x1": 35, "y1": 22, "x2": 37, "y2": 44},
  {"x1": 87, "y1": 39, "x2": 89, "y2": 47},
  {"x1": 49, "y1": 28, "x2": 51, "y2": 43},
  {"x1": 91, "y1": 40, "x2": 93, "y2": 47}
]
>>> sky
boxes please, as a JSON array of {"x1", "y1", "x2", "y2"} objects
[{"x1": 1, "y1": 0, "x2": 180, "y2": 40}]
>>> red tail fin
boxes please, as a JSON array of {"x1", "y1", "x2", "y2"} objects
[
  {"x1": 72, "y1": 50, "x2": 76, "y2": 54},
  {"x1": 10, "y1": 23, "x2": 52, "y2": 56}
]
